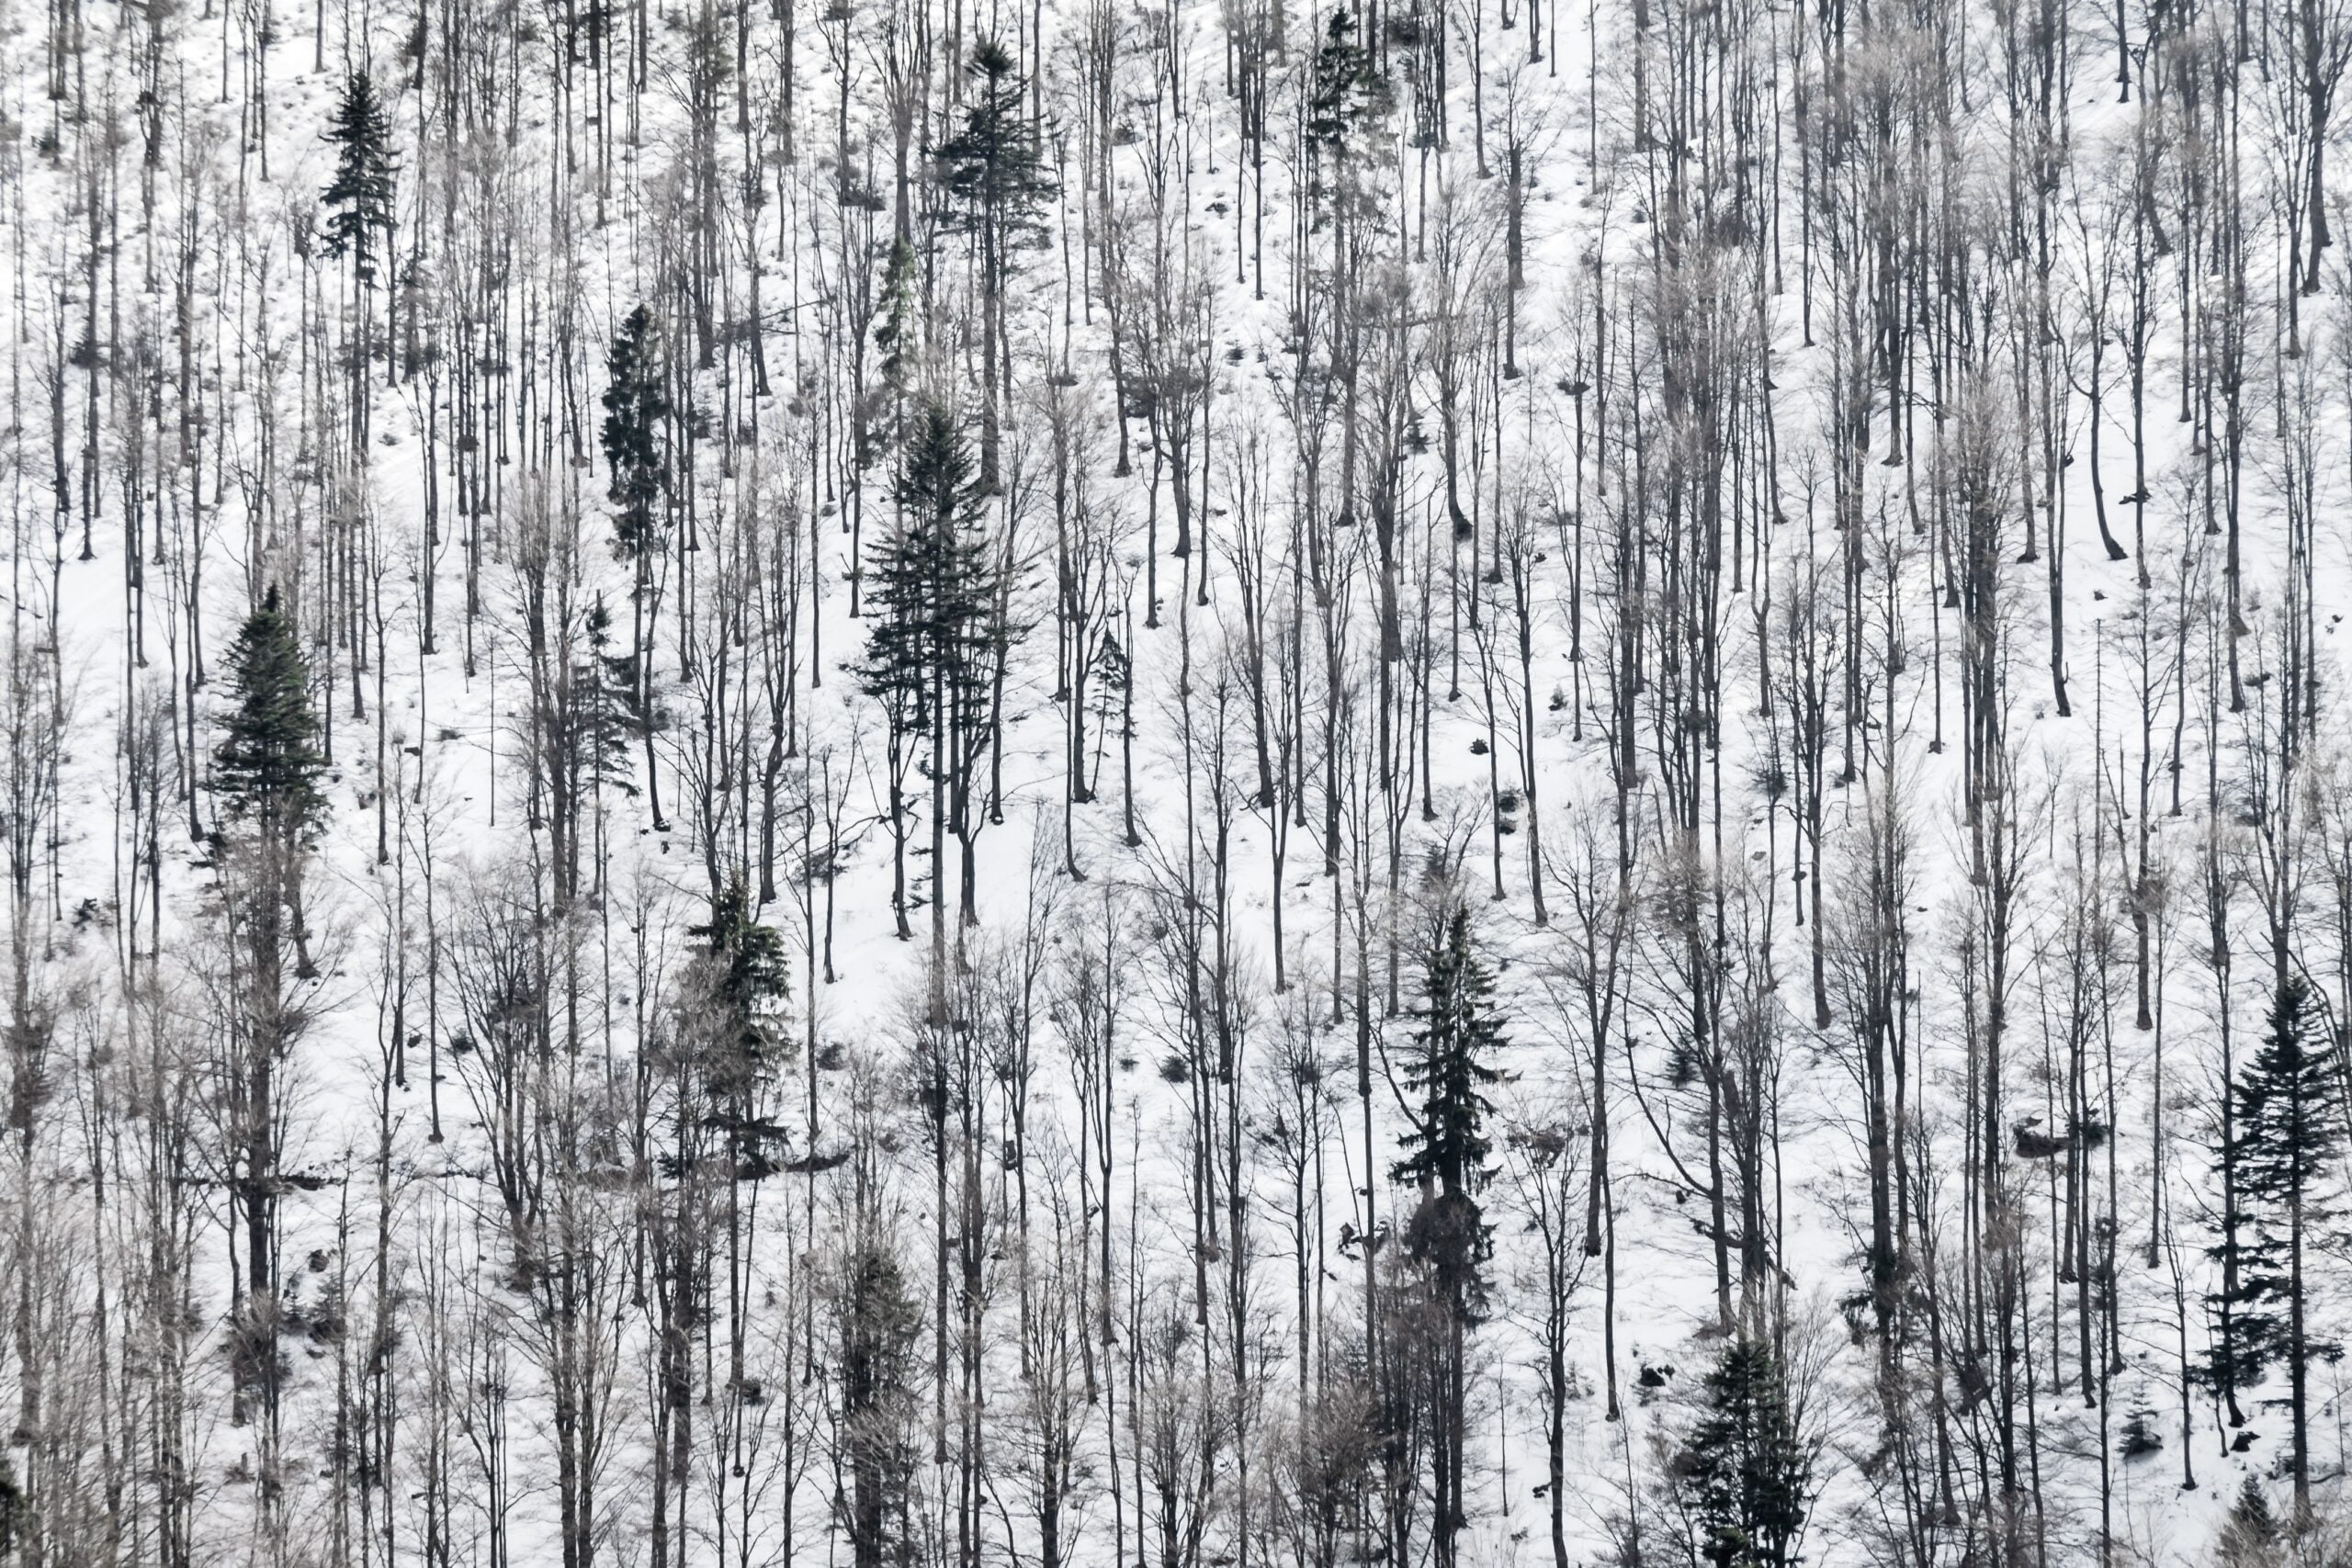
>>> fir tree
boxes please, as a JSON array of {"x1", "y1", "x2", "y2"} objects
[
  {"x1": 321, "y1": 70, "x2": 399, "y2": 289},
  {"x1": 2222, "y1": 974, "x2": 2343, "y2": 1516},
  {"x1": 1680, "y1": 1337, "x2": 1812, "y2": 1568},
  {"x1": 873, "y1": 235, "x2": 921, "y2": 397},
  {"x1": 600, "y1": 303, "x2": 673, "y2": 829},
  {"x1": 578, "y1": 595, "x2": 640, "y2": 799},
  {"x1": 601, "y1": 304, "x2": 672, "y2": 563},
  {"x1": 934, "y1": 40, "x2": 1057, "y2": 247},
  {"x1": 689, "y1": 882, "x2": 792, "y2": 1088},
  {"x1": 214, "y1": 586, "x2": 327, "y2": 848},
  {"x1": 859, "y1": 405, "x2": 1005, "y2": 947},
  {"x1": 2215, "y1": 1476, "x2": 2282, "y2": 1568},
  {"x1": 1393, "y1": 900, "x2": 1507, "y2": 1309},
  {"x1": 212, "y1": 586, "x2": 328, "y2": 1416},
  {"x1": 1306, "y1": 7, "x2": 1392, "y2": 157},
  {"x1": 687, "y1": 883, "x2": 792, "y2": 1178},
  {"x1": 835, "y1": 1237, "x2": 924, "y2": 1568},
  {"x1": 1391, "y1": 899, "x2": 1508, "y2": 1568},
  {"x1": 933, "y1": 39, "x2": 1056, "y2": 489}
]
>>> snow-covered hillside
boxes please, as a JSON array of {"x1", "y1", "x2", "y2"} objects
[{"x1": 0, "y1": 0, "x2": 2345, "y2": 1562}]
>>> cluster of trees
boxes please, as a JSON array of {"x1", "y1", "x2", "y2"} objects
[{"x1": 6, "y1": 0, "x2": 2352, "y2": 1552}]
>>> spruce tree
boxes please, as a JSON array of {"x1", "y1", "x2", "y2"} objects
[
  {"x1": 1394, "y1": 900, "x2": 1507, "y2": 1305},
  {"x1": 835, "y1": 1237, "x2": 923, "y2": 1568},
  {"x1": 933, "y1": 39, "x2": 1056, "y2": 489},
  {"x1": 873, "y1": 236, "x2": 921, "y2": 397},
  {"x1": 1306, "y1": 6, "x2": 1392, "y2": 160},
  {"x1": 859, "y1": 405, "x2": 1004, "y2": 950},
  {"x1": 215, "y1": 585, "x2": 327, "y2": 849},
  {"x1": 689, "y1": 883, "x2": 792, "y2": 1096},
  {"x1": 1391, "y1": 899, "x2": 1508, "y2": 1568},
  {"x1": 2222, "y1": 974, "x2": 2343, "y2": 1516},
  {"x1": 2215, "y1": 1476, "x2": 2283, "y2": 1568},
  {"x1": 213, "y1": 587, "x2": 327, "y2": 1418},
  {"x1": 934, "y1": 40, "x2": 1056, "y2": 245},
  {"x1": 601, "y1": 304, "x2": 672, "y2": 563},
  {"x1": 1681, "y1": 1337, "x2": 1812, "y2": 1568},
  {"x1": 321, "y1": 70, "x2": 399, "y2": 289},
  {"x1": 577, "y1": 594, "x2": 640, "y2": 799},
  {"x1": 599, "y1": 304, "x2": 672, "y2": 827}
]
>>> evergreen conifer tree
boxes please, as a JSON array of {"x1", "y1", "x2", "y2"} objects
[
  {"x1": 2216, "y1": 1476, "x2": 2283, "y2": 1568},
  {"x1": 1390, "y1": 899, "x2": 1508, "y2": 1568},
  {"x1": 836, "y1": 1237, "x2": 923, "y2": 1568},
  {"x1": 1306, "y1": 7, "x2": 1392, "y2": 159},
  {"x1": 1681, "y1": 1336, "x2": 1812, "y2": 1568},
  {"x1": 578, "y1": 594, "x2": 640, "y2": 798},
  {"x1": 601, "y1": 304, "x2": 672, "y2": 563},
  {"x1": 0, "y1": 1453, "x2": 18, "y2": 1557},
  {"x1": 321, "y1": 70, "x2": 399, "y2": 289},
  {"x1": 215, "y1": 586, "x2": 327, "y2": 849},
  {"x1": 1394, "y1": 900, "x2": 1507, "y2": 1305},
  {"x1": 874, "y1": 236, "x2": 921, "y2": 397},
  {"x1": 935, "y1": 40, "x2": 1056, "y2": 244},
  {"x1": 2222, "y1": 973, "x2": 2343, "y2": 1516},
  {"x1": 859, "y1": 405, "x2": 1003, "y2": 948},
  {"x1": 212, "y1": 587, "x2": 328, "y2": 1416},
  {"x1": 600, "y1": 303, "x2": 673, "y2": 827},
  {"x1": 933, "y1": 39, "x2": 1056, "y2": 488},
  {"x1": 689, "y1": 883, "x2": 792, "y2": 1089}
]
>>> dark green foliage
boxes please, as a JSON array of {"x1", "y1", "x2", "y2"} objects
[
  {"x1": 2116, "y1": 1405, "x2": 2164, "y2": 1460},
  {"x1": 1679, "y1": 1337, "x2": 1811, "y2": 1568},
  {"x1": 933, "y1": 39, "x2": 1057, "y2": 250},
  {"x1": 2215, "y1": 1476, "x2": 2281, "y2": 1568},
  {"x1": 601, "y1": 305, "x2": 671, "y2": 561},
  {"x1": 834, "y1": 1240, "x2": 924, "y2": 1568},
  {"x1": 873, "y1": 236, "x2": 921, "y2": 394},
  {"x1": 321, "y1": 71, "x2": 399, "y2": 287},
  {"x1": 1306, "y1": 9, "x2": 1391, "y2": 156},
  {"x1": 1393, "y1": 902, "x2": 1506, "y2": 1314},
  {"x1": 2211, "y1": 973, "x2": 2343, "y2": 1507},
  {"x1": 2212, "y1": 975, "x2": 2342, "y2": 1386},
  {"x1": 859, "y1": 405, "x2": 1002, "y2": 728},
  {"x1": 685, "y1": 882, "x2": 791, "y2": 1179},
  {"x1": 578, "y1": 595, "x2": 641, "y2": 796},
  {"x1": 690, "y1": 882, "x2": 792, "y2": 1082},
  {"x1": 214, "y1": 586, "x2": 328, "y2": 847}
]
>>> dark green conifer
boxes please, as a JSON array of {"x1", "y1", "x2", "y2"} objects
[
  {"x1": 1394, "y1": 901, "x2": 1507, "y2": 1308},
  {"x1": 933, "y1": 39, "x2": 1056, "y2": 488},
  {"x1": 215, "y1": 586, "x2": 327, "y2": 847},
  {"x1": 2219, "y1": 974, "x2": 2343, "y2": 1515},
  {"x1": 859, "y1": 406, "x2": 1004, "y2": 941},
  {"x1": 1682, "y1": 1337, "x2": 1812, "y2": 1568},
  {"x1": 321, "y1": 71, "x2": 399, "y2": 288},
  {"x1": 600, "y1": 305, "x2": 672, "y2": 562}
]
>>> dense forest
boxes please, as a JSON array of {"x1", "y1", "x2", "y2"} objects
[{"x1": 4, "y1": 0, "x2": 2352, "y2": 1557}]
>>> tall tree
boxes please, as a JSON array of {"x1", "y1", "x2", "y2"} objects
[
  {"x1": 2222, "y1": 974, "x2": 2342, "y2": 1517},
  {"x1": 214, "y1": 587, "x2": 328, "y2": 852},
  {"x1": 321, "y1": 69, "x2": 398, "y2": 289},
  {"x1": 1391, "y1": 899, "x2": 1506, "y2": 1568},
  {"x1": 933, "y1": 39, "x2": 1056, "y2": 490},
  {"x1": 211, "y1": 587, "x2": 329, "y2": 1434},
  {"x1": 320, "y1": 66, "x2": 399, "y2": 425},
  {"x1": 601, "y1": 303, "x2": 673, "y2": 828},
  {"x1": 859, "y1": 405, "x2": 1011, "y2": 967},
  {"x1": 1679, "y1": 1336, "x2": 1813, "y2": 1568}
]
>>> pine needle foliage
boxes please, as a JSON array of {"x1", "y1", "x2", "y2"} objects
[
  {"x1": 1680, "y1": 1337, "x2": 1812, "y2": 1568},
  {"x1": 321, "y1": 71, "x2": 399, "y2": 287},
  {"x1": 214, "y1": 586, "x2": 327, "y2": 848}
]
